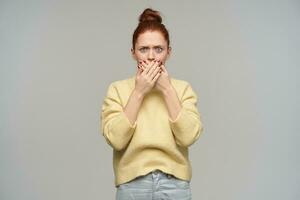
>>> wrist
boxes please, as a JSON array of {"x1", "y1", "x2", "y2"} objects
[
  {"x1": 162, "y1": 84, "x2": 174, "y2": 97},
  {"x1": 133, "y1": 88, "x2": 146, "y2": 100}
]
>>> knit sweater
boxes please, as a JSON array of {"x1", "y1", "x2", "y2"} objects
[{"x1": 100, "y1": 75, "x2": 204, "y2": 187}]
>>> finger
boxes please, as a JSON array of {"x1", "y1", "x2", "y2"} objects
[
  {"x1": 138, "y1": 64, "x2": 144, "y2": 72},
  {"x1": 148, "y1": 60, "x2": 160, "y2": 77},
  {"x1": 160, "y1": 64, "x2": 167, "y2": 72},
  {"x1": 138, "y1": 61, "x2": 143, "y2": 69},
  {"x1": 155, "y1": 60, "x2": 163, "y2": 74},
  {"x1": 143, "y1": 60, "x2": 155, "y2": 75},
  {"x1": 143, "y1": 60, "x2": 150, "y2": 69},
  {"x1": 140, "y1": 61, "x2": 146, "y2": 70},
  {"x1": 142, "y1": 60, "x2": 154, "y2": 74},
  {"x1": 138, "y1": 66, "x2": 143, "y2": 74},
  {"x1": 138, "y1": 64, "x2": 144, "y2": 71},
  {"x1": 136, "y1": 67, "x2": 142, "y2": 76},
  {"x1": 157, "y1": 60, "x2": 163, "y2": 72},
  {"x1": 145, "y1": 60, "x2": 157, "y2": 69},
  {"x1": 152, "y1": 69, "x2": 161, "y2": 83},
  {"x1": 153, "y1": 60, "x2": 161, "y2": 70},
  {"x1": 151, "y1": 64, "x2": 161, "y2": 78},
  {"x1": 144, "y1": 60, "x2": 150, "y2": 66}
]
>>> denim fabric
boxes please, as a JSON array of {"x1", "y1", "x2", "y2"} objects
[{"x1": 116, "y1": 169, "x2": 192, "y2": 200}]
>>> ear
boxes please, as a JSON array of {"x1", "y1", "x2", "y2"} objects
[
  {"x1": 167, "y1": 46, "x2": 172, "y2": 59},
  {"x1": 131, "y1": 48, "x2": 137, "y2": 60}
]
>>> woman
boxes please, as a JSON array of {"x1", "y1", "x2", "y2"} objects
[{"x1": 101, "y1": 8, "x2": 204, "y2": 200}]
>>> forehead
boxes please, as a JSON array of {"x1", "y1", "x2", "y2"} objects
[{"x1": 136, "y1": 30, "x2": 167, "y2": 47}]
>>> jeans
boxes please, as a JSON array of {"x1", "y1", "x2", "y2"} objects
[{"x1": 116, "y1": 169, "x2": 192, "y2": 200}]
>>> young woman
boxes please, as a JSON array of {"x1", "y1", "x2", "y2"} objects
[{"x1": 101, "y1": 8, "x2": 204, "y2": 200}]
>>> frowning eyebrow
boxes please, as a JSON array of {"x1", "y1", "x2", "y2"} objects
[{"x1": 138, "y1": 45, "x2": 164, "y2": 48}]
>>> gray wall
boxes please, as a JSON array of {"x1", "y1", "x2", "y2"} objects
[{"x1": 1, "y1": 0, "x2": 299, "y2": 199}]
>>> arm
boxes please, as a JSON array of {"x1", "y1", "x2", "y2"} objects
[
  {"x1": 123, "y1": 88, "x2": 145, "y2": 126},
  {"x1": 101, "y1": 83, "x2": 143, "y2": 151},
  {"x1": 162, "y1": 82, "x2": 204, "y2": 147}
]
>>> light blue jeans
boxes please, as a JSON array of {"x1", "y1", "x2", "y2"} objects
[{"x1": 116, "y1": 169, "x2": 192, "y2": 200}]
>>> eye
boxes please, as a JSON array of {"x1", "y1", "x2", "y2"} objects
[
  {"x1": 139, "y1": 47, "x2": 148, "y2": 53},
  {"x1": 155, "y1": 47, "x2": 163, "y2": 53}
]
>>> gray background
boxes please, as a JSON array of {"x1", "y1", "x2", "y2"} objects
[{"x1": 1, "y1": 0, "x2": 299, "y2": 199}]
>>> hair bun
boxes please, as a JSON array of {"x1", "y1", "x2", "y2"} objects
[{"x1": 139, "y1": 8, "x2": 162, "y2": 24}]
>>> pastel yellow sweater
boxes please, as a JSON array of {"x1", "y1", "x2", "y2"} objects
[{"x1": 100, "y1": 75, "x2": 204, "y2": 186}]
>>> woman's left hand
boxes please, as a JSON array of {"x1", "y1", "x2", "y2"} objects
[{"x1": 141, "y1": 60, "x2": 172, "y2": 93}]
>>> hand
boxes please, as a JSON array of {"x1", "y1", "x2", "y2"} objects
[
  {"x1": 137, "y1": 60, "x2": 162, "y2": 73},
  {"x1": 152, "y1": 61, "x2": 171, "y2": 93},
  {"x1": 135, "y1": 60, "x2": 162, "y2": 96},
  {"x1": 138, "y1": 60, "x2": 171, "y2": 94}
]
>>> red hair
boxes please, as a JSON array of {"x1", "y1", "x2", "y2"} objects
[{"x1": 132, "y1": 8, "x2": 170, "y2": 50}]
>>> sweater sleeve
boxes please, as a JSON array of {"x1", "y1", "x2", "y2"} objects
[
  {"x1": 168, "y1": 83, "x2": 204, "y2": 147},
  {"x1": 101, "y1": 83, "x2": 137, "y2": 151}
]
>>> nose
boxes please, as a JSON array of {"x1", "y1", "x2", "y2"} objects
[{"x1": 147, "y1": 49, "x2": 155, "y2": 62}]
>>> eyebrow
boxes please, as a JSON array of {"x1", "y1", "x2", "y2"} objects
[{"x1": 138, "y1": 45, "x2": 164, "y2": 48}]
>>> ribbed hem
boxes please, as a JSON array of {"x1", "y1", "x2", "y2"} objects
[{"x1": 114, "y1": 164, "x2": 192, "y2": 187}]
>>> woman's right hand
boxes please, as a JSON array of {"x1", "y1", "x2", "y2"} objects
[{"x1": 135, "y1": 60, "x2": 162, "y2": 96}]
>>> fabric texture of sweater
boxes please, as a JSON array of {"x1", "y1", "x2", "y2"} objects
[{"x1": 100, "y1": 75, "x2": 204, "y2": 187}]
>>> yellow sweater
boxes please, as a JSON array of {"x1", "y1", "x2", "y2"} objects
[{"x1": 100, "y1": 75, "x2": 204, "y2": 186}]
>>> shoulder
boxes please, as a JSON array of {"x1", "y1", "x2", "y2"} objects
[
  {"x1": 170, "y1": 76, "x2": 198, "y2": 100},
  {"x1": 105, "y1": 76, "x2": 135, "y2": 92},
  {"x1": 170, "y1": 76, "x2": 192, "y2": 90}
]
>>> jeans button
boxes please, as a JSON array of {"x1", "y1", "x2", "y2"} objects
[{"x1": 153, "y1": 169, "x2": 161, "y2": 175}]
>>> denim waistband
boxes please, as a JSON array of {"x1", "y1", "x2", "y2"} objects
[{"x1": 147, "y1": 169, "x2": 174, "y2": 179}]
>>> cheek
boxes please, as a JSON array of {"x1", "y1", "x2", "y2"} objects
[
  {"x1": 157, "y1": 54, "x2": 168, "y2": 62},
  {"x1": 135, "y1": 54, "x2": 147, "y2": 61}
]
